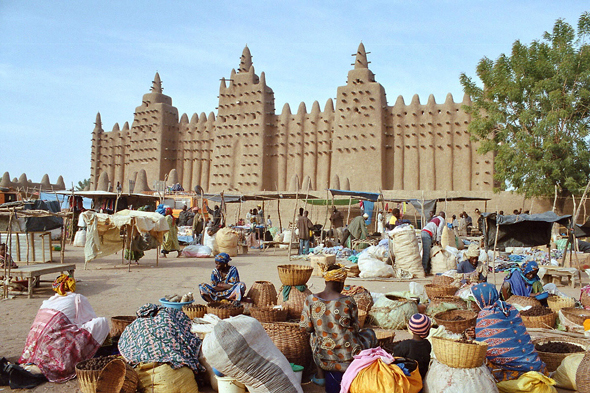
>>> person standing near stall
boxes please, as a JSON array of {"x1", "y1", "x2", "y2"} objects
[{"x1": 297, "y1": 210, "x2": 314, "y2": 255}]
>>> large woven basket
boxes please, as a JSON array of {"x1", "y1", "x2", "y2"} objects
[
  {"x1": 358, "y1": 310, "x2": 367, "y2": 328},
  {"x1": 250, "y1": 306, "x2": 288, "y2": 323},
  {"x1": 521, "y1": 311, "x2": 556, "y2": 329},
  {"x1": 561, "y1": 307, "x2": 590, "y2": 326},
  {"x1": 547, "y1": 295, "x2": 575, "y2": 313},
  {"x1": 432, "y1": 336, "x2": 488, "y2": 369},
  {"x1": 262, "y1": 322, "x2": 311, "y2": 368},
  {"x1": 432, "y1": 275, "x2": 455, "y2": 286},
  {"x1": 533, "y1": 336, "x2": 590, "y2": 372},
  {"x1": 576, "y1": 352, "x2": 590, "y2": 393},
  {"x1": 207, "y1": 302, "x2": 244, "y2": 319},
  {"x1": 430, "y1": 296, "x2": 467, "y2": 309},
  {"x1": 374, "y1": 328, "x2": 396, "y2": 347},
  {"x1": 182, "y1": 304, "x2": 206, "y2": 320},
  {"x1": 75, "y1": 356, "x2": 138, "y2": 393},
  {"x1": 277, "y1": 285, "x2": 312, "y2": 320},
  {"x1": 581, "y1": 291, "x2": 590, "y2": 308},
  {"x1": 506, "y1": 295, "x2": 541, "y2": 308},
  {"x1": 434, "y1": 309, "x2": 477, "y2": 334},
  {"x1": 110, "y1": 316, "x2": 136, "y2": 337},
  {"x1": 342, "y1": 285, "x2": 374, "y2": 313},
  {"x1": 277, "y1": 265, "x2": 314, "y2": 286},
  {"x1": 247, "y1": 281, "x2": 277, "y2": 307},
  {"x1": 425, "y1": 284, "x2": 458, "y2": 299}
]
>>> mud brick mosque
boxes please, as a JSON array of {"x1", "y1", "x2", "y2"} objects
[{"x1": 90, "y1": 43, "x2": 495, "y2": 195}]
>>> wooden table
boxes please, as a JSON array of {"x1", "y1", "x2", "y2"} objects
[
  {"x1": 10, "y1": 263, "x2": 76, "y2": 298},
  {"x1": 540, "y1": 266, "x2": 580, "y2": 288}
]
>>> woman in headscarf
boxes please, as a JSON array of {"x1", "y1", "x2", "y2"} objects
[
  {"x1": 198, "y1": 253, "x2": 246, "y2": 303},
  {"x1": 500, "y1": 261, "x2": 546, "y2": 302},
  {"x1": 469, "y1": 283, "x2": 553, "y2": 390},
  {"x1": 300, "y1": 264, "x2": 377, "y2": 393},
  {"x1": 19, "y1": 274, "x2": 109, "y2": 382},
  {"x1": 161, "y1": 207, "x2": 181, "y2": 258}
]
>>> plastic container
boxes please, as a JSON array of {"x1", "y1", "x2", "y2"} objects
[
  {"x1": 290, "y1": 363, "x2": 304, "y2": 385},
  {"x1": 159, "y1": 297, "x2": 193, "y2": 310},
  {"x1": 215, "y1": 376, "x2": 246, "y2": 393}
]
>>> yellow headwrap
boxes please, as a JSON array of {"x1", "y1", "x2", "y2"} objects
[
  {"x1": 324, "y1": 264, "x2": 347, "y2": 283},
  {"x1": 53, "y1": 274, "x2": 76, "y2": 295}
]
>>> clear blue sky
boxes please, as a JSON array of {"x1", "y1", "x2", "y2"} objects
[{"x1": 1, "y1": 1, "x2": 588, "y2": 188}]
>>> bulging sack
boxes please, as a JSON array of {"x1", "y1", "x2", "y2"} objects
[
  {"x1": 430, "y1": 246, "x2": 456, "y2": 275},
  {"x1": 424, "y1": 359, "x2": 498, "y2": 393},
  {"x1": 369, "y1": 294, "x2": 418, "y2": 330},
  {"x1": 390, "y1": 226, "x2": 424, "y2": 278},
  {"x1": 135, "y1": 363, "x2": 200, "y2": 393}
]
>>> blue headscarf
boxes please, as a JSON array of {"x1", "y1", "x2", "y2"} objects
[
  {"x1": 215, "y1": 252, "x2": 231, "y2": 264},
  {"x1": 471, "y1": 283, "x2": 510, "y2": 315},
  {"x1": 504, "y1": 260, "x2": 539, "y2": 297}
]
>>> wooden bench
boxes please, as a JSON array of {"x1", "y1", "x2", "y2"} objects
[
  {"x1": 540, "y1": 267, "x2": 579, "y2": 288},
  {"x1": 9, "y1": 263, "x2": 76, "y2": 298}
]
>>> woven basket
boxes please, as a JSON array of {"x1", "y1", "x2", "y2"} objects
[
  {"x1": 533, "y1": 336, "x2": 590, "y2": 372},
  {"x1": 247, "y1": 281, "x2": 278, "y2": 307},
  {"x1": 432, "y1": 275, "x2": 455, "y2": 286},
  {"x1": 277, "y1": 265, "x2": 314, "y2": 286},
  {"x1": 250, "y1": 306, "x2": 288, "y2": 323},
  {"x1": 561, "y1": 307, "x2": 590, "y2": 326},
  {"x1": 430, "y1": 296, "x2": 467, "y2": 309},
  {"x1": 277, "y1": 286, "x2": 312, "y2": 320},
  {"x1": 547, "y1": 295, "x2": 575, "y2": 313},
  {"x1": 432, "y1": 336, "x2": 488, "y2": 369},
  {"x1": 182, "y1": 304, "x2": 206, "y2": 320},
  {"x1": 374, "y1": 328, "x2": 396, "y2": 347},
  {"x1": 576, "y1": 352, "x2": 590, "y2": 393},
  {"x1": 75, "y1": 356, "x2": 138, "y2": 393},
  {"x1": 506, "y1": 295, "x2": 541, "y2": 308},
  {"x1": 110, "y1": 316, "x2": 136, "y2": 337},
  {"x1": 521, "y1": 311, "x2": 556, "y2": 329},
  {"x1": 342, "y1": 285, "x2": 374, "y2": 313},
  {"x1": 581, "y1": 291, "x2": 590, "y2": 308},
  {"x1": 358, "y1": 310, "x2": 367, "y2": 328},
  {"x1": 425, "y1": 284, "x2": 458, "y2": 299},
  {"x1": 434, "y1": 309, "x2": 477, "y2": 334},
  {"x1": 262, "y1": 322, "x2": 311, "y2": 368},
  {"x1": 207, "y1": 302, "x2": 244, "y2": 319}
]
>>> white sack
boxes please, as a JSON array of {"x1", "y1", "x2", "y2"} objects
[
  {"x1": 358, "y1": 253, "x2": 394, "y2": 278},
  {"x1": 390, "y1": 226, "x2": 425, "y2": 278},
  {"x1": 424, "y1": 359, "x2": 499, "y2": 393}
]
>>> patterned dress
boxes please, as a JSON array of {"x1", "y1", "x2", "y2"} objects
[
  {"x1": 199, "y1": 266, "x2": 246, "y2": 302},
  {"x1": 162, "y1": 215, "x2": 180, "y2": 252},
  {"x1": 300, "y1": 294, "x2": 377, "y2": 372}
]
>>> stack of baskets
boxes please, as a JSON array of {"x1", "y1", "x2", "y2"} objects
[
  {"x1": 426, "y1": 296, "x2": 467, "y2": 317},
  {"x1": 431, "y1": 275, "x2": 455, "y2": 286},
  {"x1": 505, "y1": 295, "x2": 541, "y2": 309},
  {"x1": 250, "y1": 306, "x2": 288, "y2": 323},
  {"x1": 247, "y1": 281, "x2": 277, "y2": 307},
  {"x1": 276, "y1": 265, "x2": 314, "y2": 319},
  {"x1": 262, "y1": 322, "x2": 312, "y2": 368},
  {"x1": 561, "y1": 307, "x2": 590, "y2": 326},
  {"x1": 433, "y1": 310, "x2": 477, "y2": 334},
  {"x1": 533, "y1": 337, "x2": 590, "y2": 372},
  {"x1": 182, "y1": 304, "x2": 207, "y2": 320},
  {"x1": 547, "y1": 295, "x2": 575, "y2": 313},
  {"x1": 341, "y1": 285, "x2": 374, "y2": 313},
  {"x1": 75, "y1": 356, "x2": 138, "y2": 393},
  {"x1": 425, "y1": 284, "x2": 458, "y2": 300},
  {"x1": 206, "y1": 302, "x2": 244, "y2": 319},
  {"x1": 110, "y1": 316, "x2": 136, "y2": 337},
  {"x1": 432, "y1": 336, "x2": 488, "y2": 368}
]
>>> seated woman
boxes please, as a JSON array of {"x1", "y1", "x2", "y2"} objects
[
  {"x1": 500, "y1": 260, "x2": 546, "y2": 302},
  {"x1": 456, "y1": 243, "x2": 487, "y2": 284},
  {"x1": 19, "y1": 274, "x2": 109, "y2": 382},
  {"x1": 300, "y1": 264, "x2": 377, "y2": 393},
  {"x1": 469, "y1": 283, "x2": 550, "y2": 387},
  {"x1": 199, "y1": 253, "x2": 246, "y2": 303},
  {"x1": 0, "y1": 243, "x2": 18, "y2": 269}
]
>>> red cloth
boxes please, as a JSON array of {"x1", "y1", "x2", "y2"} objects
[{"x1": 19, "y1": 308, "x2": 100, "y2": 382}]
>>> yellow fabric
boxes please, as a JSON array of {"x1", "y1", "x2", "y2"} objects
[
  {"x1": 496, "y1": 371, "x2": 557, "y2": 393},
  {"x1": 389, "y1": 216, "x2": 398, "y2": 226},
  {"x1": 349, "y1": 359, "x2": 422, "y2": 393},
  {"x1": 584, "y1": 318, "x2": 590, "y2": 331},
  {"x1": 324, "y1": 264, "x2": 347, "y2": 282},
  {"x1": 136, "y1": 362, "x2": 199, "y2": 393},
  {"x1": 553, "y1": 352, "x2": 584, "y2": 390},
  {"x1": 52, "y1": 274, "x2": 75, "y2": 295}
]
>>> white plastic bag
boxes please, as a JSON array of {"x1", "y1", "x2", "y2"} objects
[
  {"x1": 424, "y1": 359, "x2": 499, "y2": 393},
  {"x1": 73, "y1": 229, "x2": 86, "y2": 247},
  {"x1": 358, "y1": 253, "x2": 395, "y2": 278},
  {"x1": 182, "y1": 244, "x2": 212, "y2": 258}
]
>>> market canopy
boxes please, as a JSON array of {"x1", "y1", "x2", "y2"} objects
[
  {"x1": 202, "y1": 193, "x2": 243, "y2": 203},
  {"x1": 480, "y1": 211, "x2": 571, "y2": 250},
  {"x1": 306, "y1": 198, "x2": 360, "y2": 206},
  {"x1": 328, "y1": 189, "x2": 380, "y2": 202}
]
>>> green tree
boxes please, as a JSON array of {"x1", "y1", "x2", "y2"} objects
[
  {"x1": 460, "y1": 12, "x2": 590, "y2": 212},
  {"x1": 76, "y1": 178, "x2": 90, "y2": 191}
]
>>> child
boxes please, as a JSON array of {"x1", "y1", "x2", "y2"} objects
[
  {"x1": 0, "y1": 243, "x2": 18, "y2": 269},
  {"x1": 391, "y1": 314, "x2": 432, "y2": 383}
]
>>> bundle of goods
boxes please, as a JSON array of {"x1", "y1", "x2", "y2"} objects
[
  {"x1": 430, "y1": 245, "x2": 457, "y2": 275},
  {"x1": 262, "y1": 322, "x2": 312, "y2": 369},
  {"x1": 345, "y1": 263, "x2": 361, "y2": 277},
  {"x1": 182, "y1": 304, "x2": 206, "y2": 320},
  {"x1": 160, "y1": 292, "x2": 194, "y2": 310},
  {"x1": 247, "y1": 281, "x2": 277, "y2": 307},
  {"x1": 369, "y1": 295, "x2": 418, "y2": 330},
  {"x1": 505, "y1": 295, "x2": 540, "y2": 309},
  {"x1": 342, "y1": 285, "x2": 373, "y2": 313},
  {"x1": 547, "y1": 295, "x2": 575, "y2": 313},
  {"x1": 216, "y1": 227, "x2": 239, "y2": 257},
  {"x1": 432, "y1": 336, "x2": 488, "y2": 368},
  {"x1": 75, "y1": 356, "x2": 138, "y2": 393},
  {"x1": 561, "y1": 307, "x2": 590, "y2": 326},
  {"x1": 358, "y1": 251, "x2": 394, "y2": 278},
  {"x1": 533, "y1": 337, "x2": 589, "y2": 372},
  {"x1": 277, "y1": 265, "x2": 313, "y2": 286},
  {"x1": 431, "y1": 274, "x2": 455, "y2": 286},
  {"x1": 433, "y1": 310, "x2": 477, "y2": 334},
  {"x1": 110, "y1": 316, "x2": 136, "y2": 337},
  {"x1": 577, "y1": 352, "x2": 590, "y2": 393},
  {"x1": 135, "y1": 362, "x2": 200, "y2": 393},
  {"x1": 426, "y1": 296, "x2": 467, "y2": 317},
  {"x1": 424, "y1": 284, "x2": 458, "y2": 299},
  {"x1": 203, "y1": 316, "x2": 304, "y2": 393},
  {"x1": 250, "y1": 305, "x2": 288, "y2": 323},
  {"x1": 310, "y1": 254, "x2": 336, "y2": 277},
  {"x1": 277, "y1": 265, "x2": 313, "y2": 319},
  {"x1": 207, "y1": 302, "x2": 244, "y2": 319},
  {"x1": 424, "y1": 360, "x2": 497, "y2": 392},
  {"x1": 389, "y1": 225, "x2": 425, "y2": 278},
  {"x1": 519, "y1": 306, "x2": 556, "y2": 329}
]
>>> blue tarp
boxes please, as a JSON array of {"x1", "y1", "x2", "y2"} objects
[{"x1": 328, "y1": 189, "x2": 380, "y2": 202}]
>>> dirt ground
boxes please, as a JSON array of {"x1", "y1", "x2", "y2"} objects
[{"x1": 1, "y1": 245, "x2": 584, "y2": 392}]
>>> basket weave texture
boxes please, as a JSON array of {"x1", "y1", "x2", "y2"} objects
[
  {"x1": 581, "y1": 291, "x2": 590, "y2": 308},
  {"x1": 434, "y1": 310, "x2": 477, "y2": 334},
  {"x1": 358, "y1": 310, "x2": 367, "y2": 328},
  {"x1": 247, "y1": 281, "x2": 277, "y2": 307},
  {"x1": 250, "y1": 306, "x2": 288, "y2": 323},
  {"x1": 182, "y1": 304, "x2": 206, "y2": 320},
  {"x1": 562, "y1": 307, "x2": 590, "y2": 325},
  {"x1": 262, "y1": 322, "x2": 311, "y2": 367},
  {"x1": 576, "y1": 352, "x2": 590, "y2": 393},
  {"x1": 432, "y1": 336, "x2": 488, "y2": 368},
  {"x1": 520, "y1": 311, "x2": 556, "y2": 329},
  {"x1": 75, "y1": 356, "x2": 138, "y2": 393},
  {"x1": 207, "y1": 302, "x2": 244, "y2": 319},
  {"x1": 277, "y1": 265, "x2": 313, "y2": 286},
  {"x1": 431, "y1": 275, "x2": 455, "y2": 286},
  {"x1": 533, "y1": 336, "x2": 590, "y2": 372},
  {"x1": 547, "y1": 296, "x2": 575, "y2": 313},
  {"x1": 425, "y1": 284, "x2": 458, "y2": 299},
  {"x1": 110, "y1": 316, "x2": 136, "y2": 337},
  {"x1": 506, "y1": 295, "x2": 541, "y2": 308},
  {"x1": 374, "y1": 328, "x2": 396, "y2": 347},
  {"x1": 429, "y1": 296, "x2": 467, "y2": 309},
  {"x1": 277, "y1": 286, "x2": 312, "y2": 320},
  {"x1": 341, "y1": 285, "x2": 374, "y2": 313}
]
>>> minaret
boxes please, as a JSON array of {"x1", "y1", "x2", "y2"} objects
[{"x1": 90, "y1": 112, "x2": 103, "y2": 190}]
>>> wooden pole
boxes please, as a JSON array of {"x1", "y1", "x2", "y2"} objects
[
  {"x1": 26, "y1": 230, "x2": 30, "y2": 266},
  {"x1": 127, "y1": 222, "x2": 135, "y2": 272},
  {"x1": 277, "y1": 198, "x2": 283, "y2": 231},
  {"x1": 322, "y1": 189, "x2": 329, "y2": 241},
  {"x1": 346, "y1": 196, "x2": 353, "y2": 225},
  {"x1": 4, "y1": 210, "x2": 13, "y2": 298},
  {"x1": 420, "y1": 191, "x2": 425, "y2": 229},
  {"x1": 288, "y1": 188, "x2": 299, "y2": 261},
  {"x1": 492, "y1": 212, "x2": 500, "y2": 286},
  {"x1": 156, "y1": 246, "x2": 159, "y2": 267}
]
